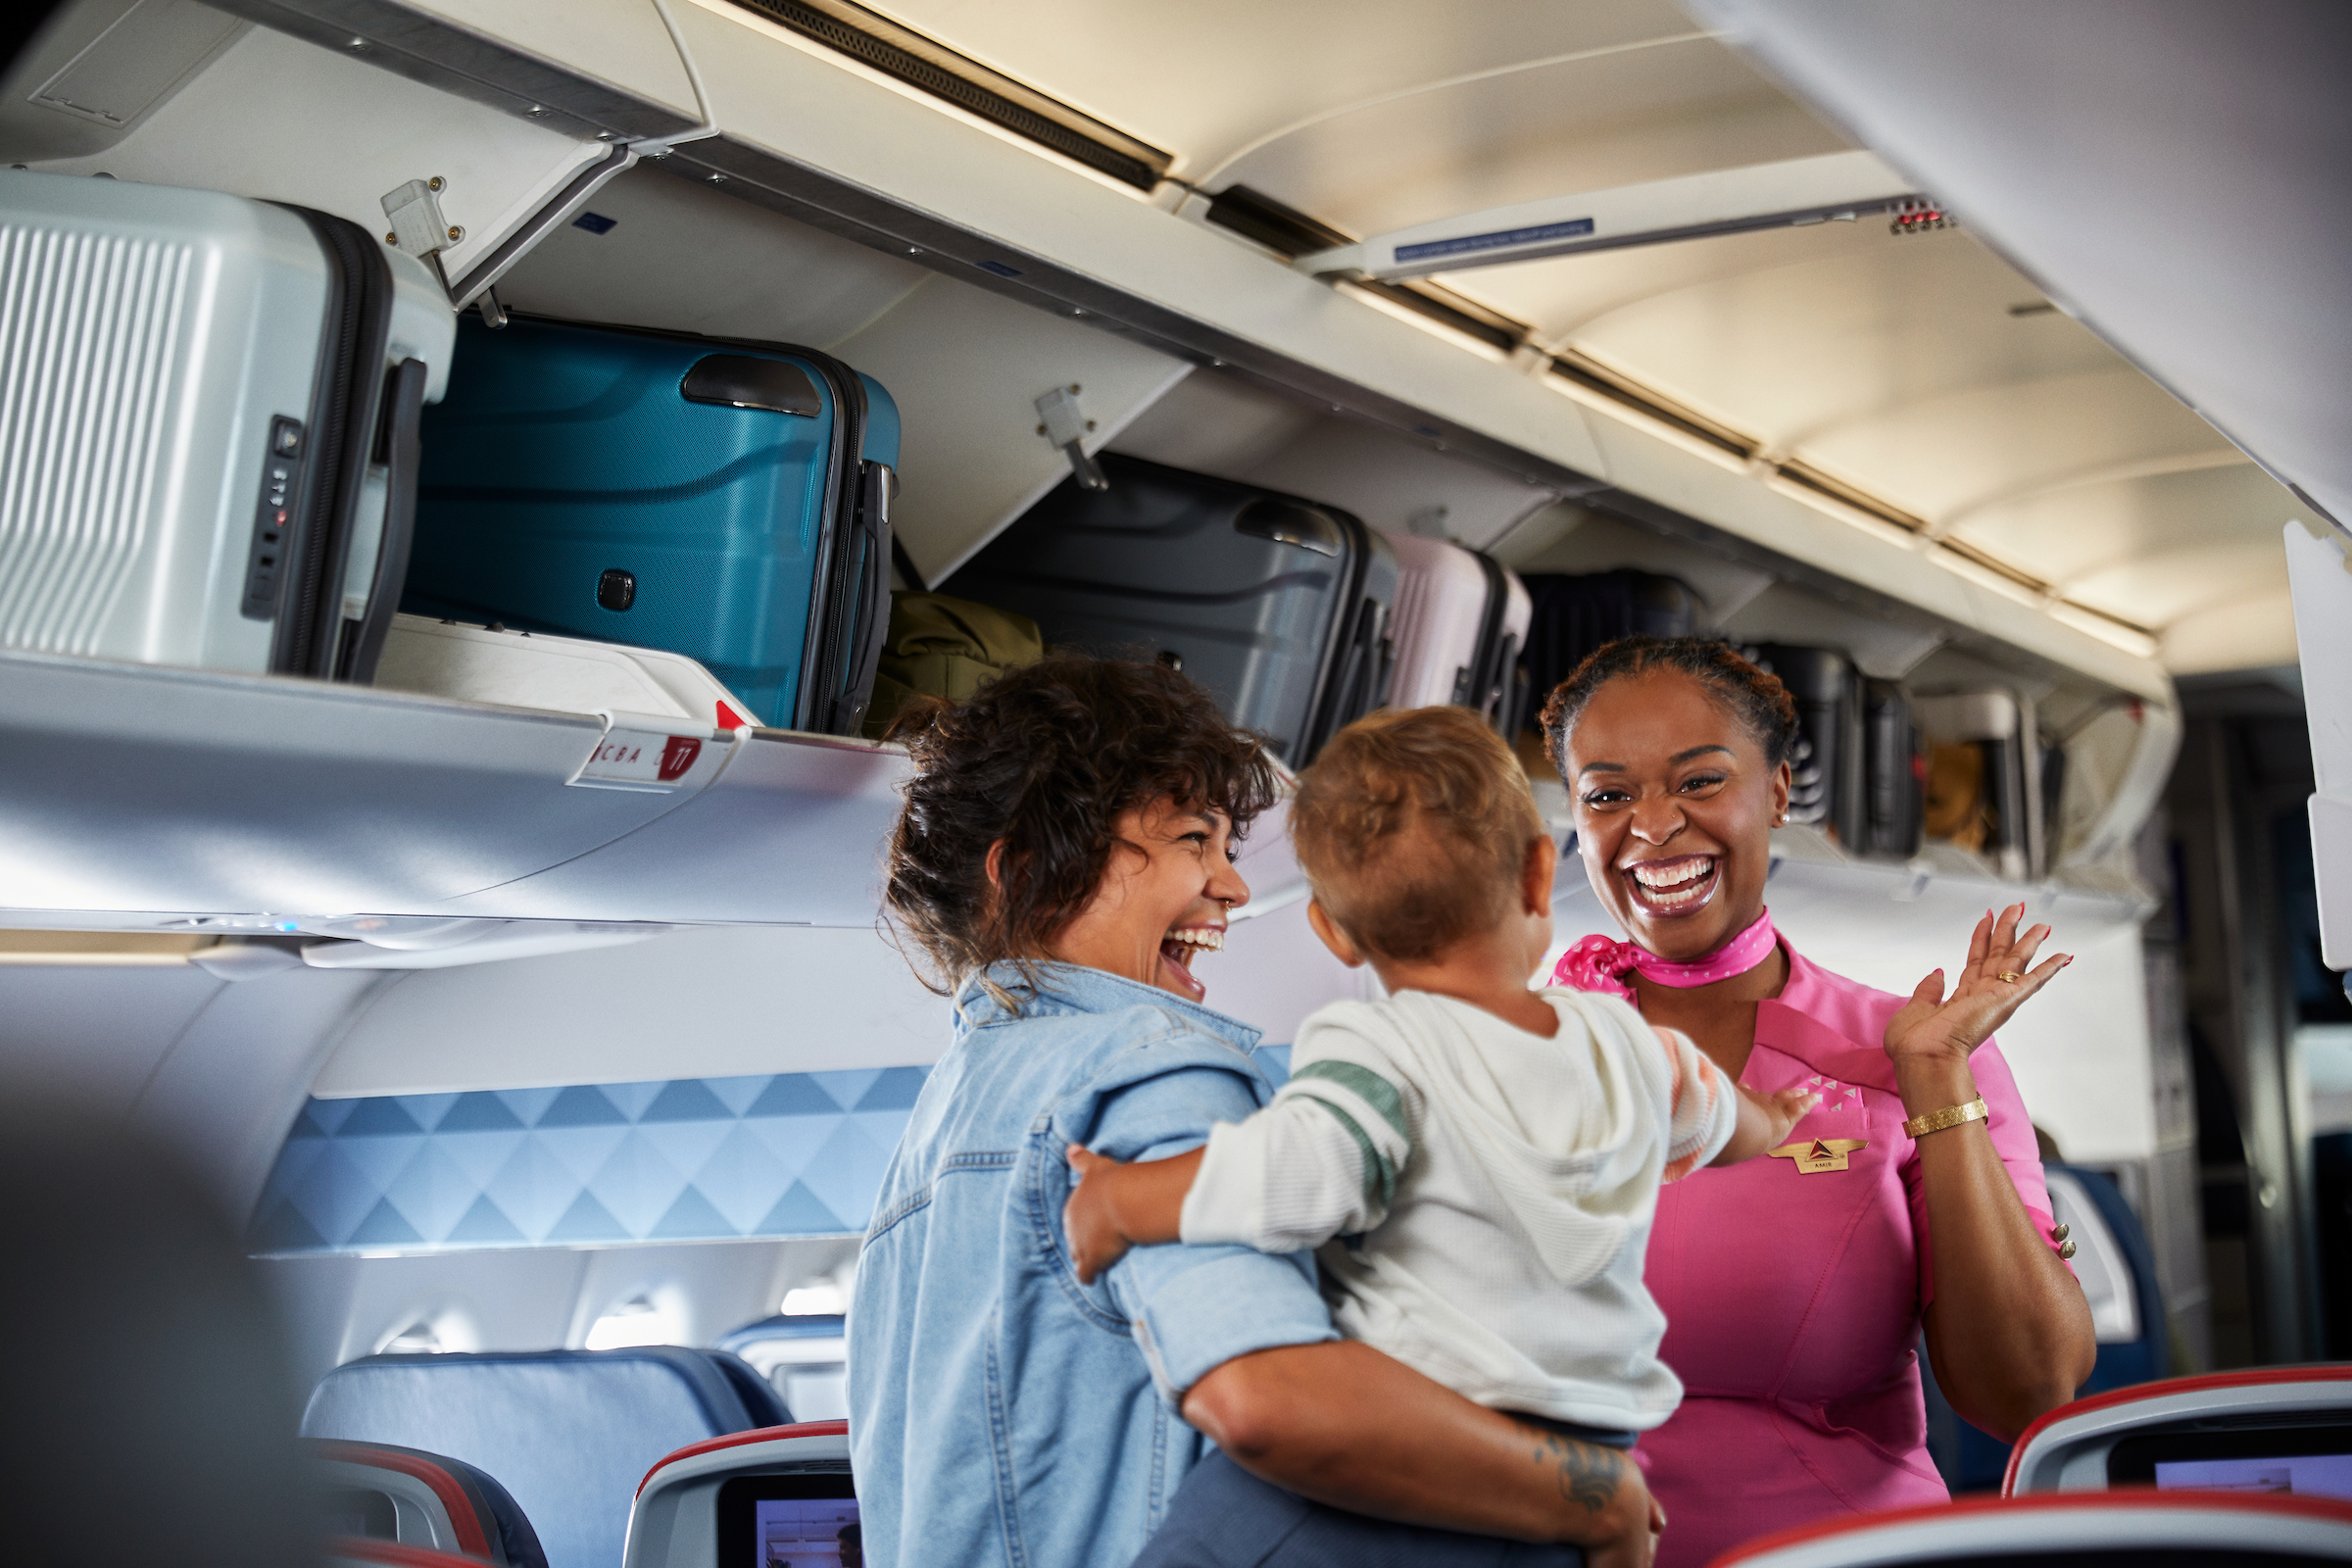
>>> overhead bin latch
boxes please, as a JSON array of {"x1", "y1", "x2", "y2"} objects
[
  {"x1": 381, "y1": 175, "x2": 462, "y2": 260},
  {"x1": 568, "y1": 710, "x2": 733, "y2": 793},
  {"x1": 1036, "y1": 384, "x2": 1108, "y2": 492}
]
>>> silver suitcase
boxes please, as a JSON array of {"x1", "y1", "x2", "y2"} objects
[{"x1": 0, "y1": 169, "x2": 454, "y2": 680}]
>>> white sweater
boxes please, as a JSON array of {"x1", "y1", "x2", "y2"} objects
[{"x1": 1179, "y1": 987, "x2": 1736, "y2": 1430}]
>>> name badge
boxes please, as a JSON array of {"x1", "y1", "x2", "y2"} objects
[{"x1": 1769, "y1": 1138, "x2": 1868, "y2": 1174}]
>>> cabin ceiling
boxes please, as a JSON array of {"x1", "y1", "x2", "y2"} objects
[{"x1": 853, "y1": 0, "x2": 2312, "y2": 674}]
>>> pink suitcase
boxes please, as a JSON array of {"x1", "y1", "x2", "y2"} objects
[{"x1": 1381, "y1": 532, "x2": 1532, "y2": 733}]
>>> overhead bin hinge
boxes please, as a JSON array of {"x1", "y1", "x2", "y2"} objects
[
  {"x1": 381, "y1": 175, "x2": 461, "y2": 259},
  {"x1": 1035, "y1": 384, "x2": 1108, "y2": 492}
]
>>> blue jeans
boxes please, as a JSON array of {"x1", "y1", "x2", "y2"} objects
[{"x1": 1131, "y1": 1419, "x2": 1632, "y2": 1568}]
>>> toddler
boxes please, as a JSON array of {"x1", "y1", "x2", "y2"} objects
[{"x1": 1064, "y1": 705, "x2": 1817, "y2": 1452}]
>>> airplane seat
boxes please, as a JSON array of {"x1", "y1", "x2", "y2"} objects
[
  {"x1": 717, "y1": 1312, "x2": 849, "y2": 1421},
  {"x1": 1923, "y1": 1161, "x2": 2171, "y2": 1492},
  {"x1": 2005, "y1": 1365, "x2": 2352, "y2": 1496},
  {"x1": 325, "y1": 1538, "x2": 513, "y2": 1568},
  {"x1": 705, "y1": 1346, "x2": 794, "y2": 1428},
  {"x1": 1710, "y1": 1492, "x2": 2352, "y2": 1567},
  {"x1": 2044, "y1": 1162, "x2": 2172, "y2": 1390},
  {"x1": 0, "y1": 1099, "x2": 313, "y2": 1568},
  {"x1": 623, "y1": 1421, "x2": 853, "y2": 1568},
  {"x1": 314, "y1": 1438, "x2": 550, "y2": 1568},
  {"x1": 302, "y1": 1348, "x2": 786, "y2": 1568}
]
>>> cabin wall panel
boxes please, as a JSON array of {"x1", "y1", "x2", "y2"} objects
[
  {"x1": 1780, "y1": 891, "x2": 2157, "y2": 1164},
  {"x1": 0, "y1": 962, "x2": 386, "y2": 1217},
  {"x1": 0, "y1": 965, "x2": 225, "y2": 1105},
  {"x1": 314, "y1": 926, "x2": 947, "y2": 1098},
  {"x1": 132, "y1": 966, "x2": 388, "y2": 1218},
  {"x1": 1211, "y1": 893, "x2": 1380, "y2": 1052},
  {"x1": 260, "y1": 1236, "x2": 856, "y2": 1393}
]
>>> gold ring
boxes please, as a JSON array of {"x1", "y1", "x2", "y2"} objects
[{"x1": 1998, "y1": 970, "x2": 2023, "y2": 983}]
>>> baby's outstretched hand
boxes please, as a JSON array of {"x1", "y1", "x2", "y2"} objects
[
  {"x1": 1757, "y1": 1084, "x2": 1821, "y2": 1148},
  {"x1": 1885, "y1": 903, "x2": 2069, "y2": 1069},
  {"x1": 1063, "y1": 1144, "x2": 1134, "y2": 1284}
]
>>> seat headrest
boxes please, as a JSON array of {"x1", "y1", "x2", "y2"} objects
[
  {"x1": 324, "y1": 1537, "x2": 500, "y2": 1568},
  {"x1": 312, "y1": 1438, "x2": 550, "y2": 1568},
  {"x1": 303, "y1": 1348, "x2": 773, "y2": 1568}
]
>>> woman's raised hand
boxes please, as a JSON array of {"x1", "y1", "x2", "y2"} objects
[{"x1": 1884, "y1": 903, "x2": 2070, "y2": 1069}]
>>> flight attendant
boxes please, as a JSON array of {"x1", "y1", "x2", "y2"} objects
[{"x1": 1541, "y1": 637, "x2": 2096, "y2": 1568}]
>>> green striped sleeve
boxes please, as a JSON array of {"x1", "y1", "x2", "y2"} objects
[
  {"x1": 1285, "y1": 1058, "x2": 1412, "y2": 1212},
  {"x1": 1290, "y1": 1058, "x2": 1409, "y2": 1142}
]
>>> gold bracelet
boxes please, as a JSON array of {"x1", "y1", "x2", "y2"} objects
[{"x1": 1902, "y1": 1097, "x2": 1989, "y2": 1139}]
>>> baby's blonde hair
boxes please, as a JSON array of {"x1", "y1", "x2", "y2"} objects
[{"x1": 1291, "y1": 707, "x2": 1545, "y2": 962}]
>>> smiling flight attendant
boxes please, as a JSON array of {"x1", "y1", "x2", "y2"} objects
[{"x1": 1540, "y1": 637, "x2": 2096, "y2": 1568}]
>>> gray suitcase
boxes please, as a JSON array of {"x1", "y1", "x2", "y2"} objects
[
  {"x1": 948, "y1": 454, "x2": 1396, "y2": 763},
  {"x1": 0, "y1": 169, "x2": 454, "y2": 681}
]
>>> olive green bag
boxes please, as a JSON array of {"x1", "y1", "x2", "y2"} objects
[{"x1": 860, "y1": 592, "x2": 1045, "y2": 739}]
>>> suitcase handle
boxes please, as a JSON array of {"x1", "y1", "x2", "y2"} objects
[
  {"x1": 342, "y1": 358, "x2": 428, "y2": 684},
  {"x1": 1309, "y1": 597, "x2": 1387, "y2": 760},
  {"x1": 829, "y1": 460, "x2": 894, "y2": 734}
]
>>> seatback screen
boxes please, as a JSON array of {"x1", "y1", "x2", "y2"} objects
[
  {"x1": 717, "y1": 1473, "x2": 858, "y2": 1568},
  {"x1": 2110, "y1": 1426, "x2": 2352, "y2": 1499},
  {"x1": 2153, "y1": 1453, "x2": 2352, "y2": 1496}
]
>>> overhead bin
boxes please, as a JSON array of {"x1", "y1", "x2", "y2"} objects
[
  {"x1": 3, "y1": 0, "x2": 2183, "y2": 703},
  {"x1": 0, "y1": 0, "x2": 2181, "y2": 927},
  {"x1": 0, "y1": 646, "x2": 908, "y2": 928}
]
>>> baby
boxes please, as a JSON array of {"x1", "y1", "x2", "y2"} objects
[{"x1": 1064, "y1": 704, "x2": 1818, "y2": 1461}]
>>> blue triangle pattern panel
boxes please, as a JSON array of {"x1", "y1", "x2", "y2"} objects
[{"x1": 247, "y1": 1066, "x2": 935, "y2": 1255}]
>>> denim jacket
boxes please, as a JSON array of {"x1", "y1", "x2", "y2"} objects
[{"x1": 848, "y1": 962, "x2": 1337, "y2": 1568}]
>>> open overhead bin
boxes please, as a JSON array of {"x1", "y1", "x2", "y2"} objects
[{"x1": 0, "y1": 0, "x2": 2197, "y2": 929}]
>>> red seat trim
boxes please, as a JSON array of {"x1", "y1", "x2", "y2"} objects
[
  {"x1": 1708, "y1": 1488, "x2": 2352, "y2": 1566},
  {"x1": 2001, "y1": 1365, "x2": 2352, "y2": 1494},
  {"x1": 314, "y1": 1440, "x2": 497, "y2": 1560},
  {"x1": 635, "y1": 1420, "x2": 851, "y2": 1496},
  {"x1": 323, "y1": 1534, "x2": 488, "y2": 1568}
]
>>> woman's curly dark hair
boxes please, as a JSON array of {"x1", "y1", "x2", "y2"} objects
[
  {"x1": 1539, "y1": 636, "x2": 1802, "y2": 773},
  {"x1": 883, "y1": 652, "x2": 1279, "y2": 1000}
]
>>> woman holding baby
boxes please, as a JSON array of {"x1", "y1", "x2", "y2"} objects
[{"x1": 849, "y1": 640, "x2": 2093, "y2": 1568}]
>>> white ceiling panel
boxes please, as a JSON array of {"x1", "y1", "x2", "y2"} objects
[
  {"x1": 1792, "y1": 368, "x2": 2234, "y2": 524},
  {"x1": 1955, "y1": 463, "x2": 2322, "y2": 592},
  {"x1": 1541, "y1": 237, "x2": 2119, "y2": 445},
  {"x1": 1217, "y1": 38, "x2": 1842, "y2": 235},
  {"x1": 857, "y1": 0, "x2": 1697, "y2": 177}
]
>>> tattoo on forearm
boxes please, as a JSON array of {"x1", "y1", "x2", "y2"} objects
[{"x1": 1513, "y1": 1420, "x2": 1623, "y2": 1513}]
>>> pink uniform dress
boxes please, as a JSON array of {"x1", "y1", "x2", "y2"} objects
[{"x1": 1568, "y1": 937, "x2": 2063, "y2": 1568}]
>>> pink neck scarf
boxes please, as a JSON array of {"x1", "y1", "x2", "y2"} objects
[{"x1": 1551, "y1": 908, "x2": 1778, "y2": 1002}]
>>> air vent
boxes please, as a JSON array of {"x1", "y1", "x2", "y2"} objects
[{"x1": 727, "y1": 0, "x2": 1172, "y2": 191}]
